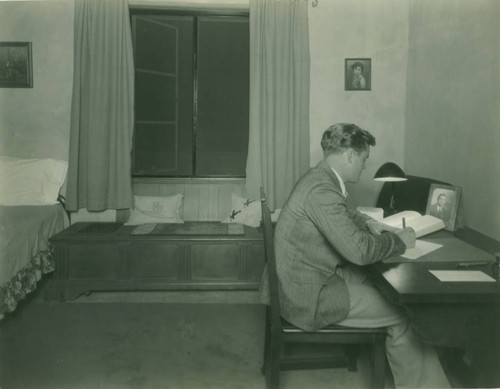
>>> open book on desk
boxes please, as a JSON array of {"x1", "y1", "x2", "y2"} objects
[{"x1": 381, "y1": 210, "x2": 445, "y2": 238}]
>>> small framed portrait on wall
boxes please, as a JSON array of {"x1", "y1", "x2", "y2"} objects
[
  {"x1": 345, "y1": 58, "x2": 371, "y2": 91},
  {"x1": 425, "y1": 184, "x2": 462, "y2": 231},
  {"x1": 0, "y1": 42, "x2": 33, "y2": 88}
]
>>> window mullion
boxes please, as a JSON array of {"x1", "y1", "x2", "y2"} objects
[{"x1": 192, "y1": 16, "x2": 199, "y2": 177}]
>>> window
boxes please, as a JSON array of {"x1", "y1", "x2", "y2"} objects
[{"x1": 131, "y1": 11, "x2": 250, "y2": 177}]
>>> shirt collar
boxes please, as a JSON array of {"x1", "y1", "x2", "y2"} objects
[{"x1": 330, "y1": 167, "x2": 348, "y2": 198}]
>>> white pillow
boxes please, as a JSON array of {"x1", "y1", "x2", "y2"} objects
[
  {"x1": 125, "y1": 194, "x2": 184, "y2": 225},
  {"x1": 0, "y1": 156, "x2": 68, "y2": 206},
  {"x1": 222, "y1": 193, "x2": 261, "y2": 228}
]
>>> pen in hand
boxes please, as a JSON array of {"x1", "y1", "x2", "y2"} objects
[{"x1": 402, "y1": 217, "x2": 406, "y2": 229}]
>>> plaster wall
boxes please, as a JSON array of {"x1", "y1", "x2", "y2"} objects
[
  {"x1": 0, "y1": 0, "x2": 73, "y2": 161},
  {"x1": 405, "y1": 0, "x2": 500, "y2": 240},
  {"x1": 308, "y1": 0, "x2": 410, "y2": 208}
]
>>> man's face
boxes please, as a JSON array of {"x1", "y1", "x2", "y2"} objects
[
  {"x1": 437, "y1": 195, "x2": 446, "y2": 206},
  {"x1": 347, "y1": 147, "x2": 370, "y2": 183},
  {"x1": 353, "y1": 66, "x2": 362, "y2": 77}
]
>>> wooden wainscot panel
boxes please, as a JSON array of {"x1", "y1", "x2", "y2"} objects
[
  {"x1": 67, "y1": 245, "x2": 121, "y2": 280},
  {"x1": 126, "y1": 242, "x2": 183, "y2": 280},
  {"x1": 190, "y1": 242, "x2": 240, "y2": 280},
  {"x1": 241, "y1": 242, "x2": 266, "y2": 281}
]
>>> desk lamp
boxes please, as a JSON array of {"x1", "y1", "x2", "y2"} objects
[{"x1": 374, "y1": 162, "x2": 407, "y2": 216}]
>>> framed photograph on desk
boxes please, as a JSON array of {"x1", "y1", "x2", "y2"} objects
[{"x1": 425, "y1": 184, "x2": 461, "y2": 231}]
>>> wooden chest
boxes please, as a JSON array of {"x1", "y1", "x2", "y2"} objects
[{"x1": 45, "y1": 222, "x2": 264, "y2": 301}]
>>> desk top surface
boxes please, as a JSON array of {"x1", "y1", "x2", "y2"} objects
[{"x1": 369, "y1": 231, "x2": 500, "y2": 305}]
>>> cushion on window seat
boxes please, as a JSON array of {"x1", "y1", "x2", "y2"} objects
[
  {"x1": 221, "y1": 193, "x2": 281, "y2": 227},
  {"x1": 125, "y1": 193, "x2": 184, "y2": 225}
]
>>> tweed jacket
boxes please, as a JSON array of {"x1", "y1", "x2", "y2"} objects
[{"x1": 260, "y1": 159, "x2": 406, "y2": 331}]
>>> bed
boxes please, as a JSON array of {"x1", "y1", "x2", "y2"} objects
[{"x1": 0, "y1": 156, "x2": 69, "y2": 319}]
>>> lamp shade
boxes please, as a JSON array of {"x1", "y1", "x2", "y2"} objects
[{"x1": 374, "y1": 162, "x2": 407, "y2": 182}]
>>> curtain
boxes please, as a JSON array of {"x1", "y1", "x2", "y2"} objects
[
  {"x1": 246, "y1": 0, "x2": 310, "y2": 210},
  {"x1": 66, "y1": 0, "x2": 134, "y2": 211}
]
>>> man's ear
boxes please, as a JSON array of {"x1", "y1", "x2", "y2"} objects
[{"x1": 346, "y1": 149, "x2": 356, "y2": 164}]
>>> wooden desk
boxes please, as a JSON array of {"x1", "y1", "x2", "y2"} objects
[
  {"x1": 369, "y1": 261, "x2": 500, "y2": 306},
  {"x1": 369, "y1": 235, "x2": 499, "y2": 304},
  {"x1": 368, "y1": 231, "x2": 500, "y2": 387}
]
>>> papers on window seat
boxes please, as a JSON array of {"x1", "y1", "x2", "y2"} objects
[
  {"x1": 401, "y1": 240, "x2": 443, "y2": 260},
  {"x1": 429, "y1": 270, "x2": 496, "y2": 282},
  {"x1": 130, "y1": 222, "x2": 245, "y2": 236},
  {"x1": 131, "y1": 223, "x2": 157, "y2": 235}
]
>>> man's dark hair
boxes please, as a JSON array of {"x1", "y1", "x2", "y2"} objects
[
  {"x1": 351, "y1": 61, "x2": 364, "y2": 73},
  {"x1": 321, "y1": 123, "x2": 376, "y2": 155}
]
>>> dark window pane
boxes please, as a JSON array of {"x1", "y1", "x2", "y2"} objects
[
  {"x1": 196, "y1": 16, "x2": 249, "y2": 176},
  {"x1": 132, "y1": 14, "x2": 194, "y2": 176},
  {"x1": 134, "y1": 16, "x2": 179, "y2": 73},
  {"x1": 135, "y1": 72, "x2": 176, "y2": 122},
  {"x1": 133, "y1": 123, "x2": 191, "y2": 176},
  {"x1": 132, "y1": 12, "x2": 249, "y2": 178}
]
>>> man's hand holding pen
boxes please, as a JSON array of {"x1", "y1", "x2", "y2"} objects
[
  {"x1": 366, "y1": 219, "x2": 416, "y2": 248},
  {"x1": 395, "y1": 227, "x2": 416, "y2": 248}
]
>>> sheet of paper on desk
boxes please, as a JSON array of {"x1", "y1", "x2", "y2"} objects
[
  {"x1": 401, "y1": 240, "x2": 443, "y2": 260},
  {"x1": 429, "y1": 270, "x2": 496, "y2": 282}
]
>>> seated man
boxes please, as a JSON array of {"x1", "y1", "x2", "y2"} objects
[{"x1": 260, "y1": 123, "x2": 450, "y2": 388}]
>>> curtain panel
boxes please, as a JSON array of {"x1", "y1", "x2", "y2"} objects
[
  {"x1": 66, "y1": 0, "x2": 134, "y2": 211},
  {"x1": 246, "y1": 0, "x2": 310, "y2": 209}
]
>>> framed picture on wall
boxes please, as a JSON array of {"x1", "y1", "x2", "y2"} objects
[
  {"x1": 0, "y1": 42, "x2": 33, "y2": 88},
  {"x1": 345, "y1": 58, "x2": 371, "y2": 91},
  {"x1": 425, "y1": 184, "x2": 461, "y2": 231}
]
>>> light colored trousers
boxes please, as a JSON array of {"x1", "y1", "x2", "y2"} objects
[{"x1": 335, "y1": 265, "x2": 450, "y2": 389}]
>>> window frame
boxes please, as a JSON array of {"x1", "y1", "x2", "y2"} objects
[{"x1": 130, "y1": 8, "x2": 250, "y2": 179}]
